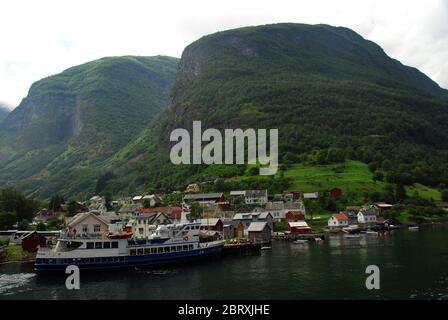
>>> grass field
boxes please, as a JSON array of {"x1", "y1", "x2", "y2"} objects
[{"x1": 283, "y1": 160, "x2": 384, "y2": 202}]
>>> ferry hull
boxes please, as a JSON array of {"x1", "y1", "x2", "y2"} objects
[{"x1": 35, "y1": 243, "x2": 223, "y2": 273}]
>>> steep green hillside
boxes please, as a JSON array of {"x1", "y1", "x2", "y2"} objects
[
  {"x1": 0, "y1": 56, "x2": 179, "y2": 198},
  {"x1": 104, "y1": 23, "x2": 448, "y2": 197},
  {"x1": 0, "y1": 104, "x2": 9, "y2": 123}
]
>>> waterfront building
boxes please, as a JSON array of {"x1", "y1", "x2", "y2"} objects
[
  {"x1": 247, "y1": 222, "x2": 271, "y2": 244},
  {"x1": 328, "y1": 213, "x2": 349, "y2": 230}
]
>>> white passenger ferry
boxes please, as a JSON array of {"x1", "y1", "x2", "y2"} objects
[{"x1": 34, "y1": 220, "x2": 224, "y2": 273}]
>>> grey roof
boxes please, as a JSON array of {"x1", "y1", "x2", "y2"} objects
[
  {"x1": 230, "y1": 190, "x2": 246, "y2": 196},
  {"x1": 245, "y1": 190, "x2": 267, "y2": 197},
  {"x1": 255, "y1": 212, "x2": 272, "y2": 220},
  {"x1": 199, "y1": 218, "x2": 221, "y2": 226},
  {"x1": 232, "y1": 213, "x2": 253, "y2": 220},
  {"x1": 183, "y1": 193, "x2": 223, "y2": 200},
  {"x1": 118, "y1": 203, "x2": 142, "y2": 213},
  {"x1": 247, "y1": 222, "x2": 269, "y2": 232},
  {"x1": 67, "y1": 212, "x2": 107, "y2": 228}
]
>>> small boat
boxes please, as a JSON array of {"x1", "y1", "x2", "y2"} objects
[
  {"x1": 366, "y1": 231, "x2": 378, "y2": 236},
  {"x1": 408, "y1": 226, "x2": 419, "y2": 231},
  {"x1": 261, "y1": 246, "x2": 272, "y2": 250},
  {"x1": 314, "y1": 238, "x2": 323, "y2": 242},
  {"x1": 108, "y1": 232, "x2": 133, "y2": 239},
  {"x1": 293, "y1": 239, "x2": 308, "y2": 244}
]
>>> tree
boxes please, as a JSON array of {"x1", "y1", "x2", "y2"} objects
[
  {"x1": 142, "y1": 199, "x2": 152, "y2": 209},
  {"x1": 395, "y1": 183, "x2": 407, "y2": 202},
  {"x1": 36, "y1": 222, "x2": 47, "y2": 231},
  {"x1": 0, "y1": 188, "x2": 38, "y2": 222},
  {"x1": 189, "y1": 202, "x2": 203, "y2": 220},
  {"x1": 0, "y1": 211, "x2": 17, "y2": 229},
  {"x1": 67, "y1": 200, "x2": 78, "y2": 217},
  {"x1": 373, "y1": 171, "x2": 384, "y2": 182},
  {"x1": 17, "y1": 219, "x2": 30, "y2": 231},
  {"x1": 441, "y1": 189, "x2": 448, "y2": 202},
  {"x1": 49, "y1": 194, "x2": 65, "y2": 212}
]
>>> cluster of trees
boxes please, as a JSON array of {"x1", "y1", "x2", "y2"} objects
[{"x1": 0, "y1": 188, "x2": 39, "y2": 230}]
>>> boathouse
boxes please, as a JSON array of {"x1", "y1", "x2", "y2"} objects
[
  {"x1": 287, "y1": 221, "x2": 311, "y2": 234},
  {"x1": 247, "y1": 222, "x2": 271, "y2": 244}
]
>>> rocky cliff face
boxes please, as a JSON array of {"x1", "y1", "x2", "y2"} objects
[{"x1": 0, "y1": 55, "x2": 179, "y2": 198}]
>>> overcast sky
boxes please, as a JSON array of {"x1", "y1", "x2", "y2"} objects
[{"x1": 1, "y1": 0, "x2": 447, "y2": 109}]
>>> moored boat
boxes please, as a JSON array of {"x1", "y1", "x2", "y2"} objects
[{"x1": 34, "y1": 220, "x2": 224, "y2": 273}]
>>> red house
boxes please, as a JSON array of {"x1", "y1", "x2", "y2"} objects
[
  {"x1": 285, "y1": 211, "x2": 305, "y2": 222},
  {"x1": 287, "y1": 221, "x2": 311, "y2": 234},
  {"x1": 21, "y1": 231, "x2": 47, "y2": 252},
  {"x1": 329, "y1": 187, "x2": 342, "y2": 198}
]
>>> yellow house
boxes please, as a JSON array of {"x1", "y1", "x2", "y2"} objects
[{"x1": 185, "y1": 183, "x2": 200, "y2": 193}]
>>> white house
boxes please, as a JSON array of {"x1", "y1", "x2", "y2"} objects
[
  {"x1": 66, "y1": 212, "x2": 109, "y2": 236},
  {"x1": 328, "y1": 213, "x2": 349, "y2": 229},
  {"x1": 131, "y1": 212, "x2": 171, "y2": 239},
  {"x1": 265, "y1": 201, "x2": 306, "y2": 221},
  {"x1": 303, "y1": 192, "x2": 319, "y2": 199},
  {"x1": 357, "y1": 206, "x2": 378, "y2": 225},
  {"x1": 244, "y1": 190, "x2": 268, "y2": 205}
]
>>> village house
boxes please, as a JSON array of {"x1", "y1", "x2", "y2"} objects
[
  {"x1": 303, "y1": 192, "x2": 319, "y2": 200},
  {"x1": 329, "y1": 187, "x2": 343, "y2": 199},
  {"x1": 117, "y1": 203, "x2": 143, "y2": 221},
  {"x1": 287, "y1": 221, "x2": 311, "y2": 234},
  {"x1": 222, "y1": 220, "x2": 245, "y2": 239},
  {"x1": 229, "y1": 190, "x2": 246, "y2": 204},
  {"x1": 328, "y1": 213, "x2": 349, "y2": 230},
  {"x1": 375, "y1": 202, "x2": 393, "y2": 213},
  {"x1": 265, "y1": 201, "x2": 306, "y2": 221},
  {"x1": 183, "y1": 193, "x2": 226, "y2": 207},
  {"x1": 247, "y1": 222, "x2": 271, "y2": 244},
  {"x1": 66, "y1": 212, "x2": 109, "y2": 237},
  {"x1": 285, "y1": 210, "x2": 305, "y2": 222},
  {"x1": 185, "y1": 183, "x2": 200, "y2": 193},
  {"x1": 244, "y1": 190, "x2": 268, "y2": 205},
  {"x1": 357, "y1": 206, "x2": 378, "y2": 225},
  {"x1": 21, "y1": 231, "x2": 47, "y2": 253},
  {"x1": 88, "y1": 195, "x2": 107, "y2": 213},
  {"x1": 199, "y1": 218, "x2": 224, "y2": 233},
  {"x1": 131, "y1": 212, "x2": 171, "y2": 238}
]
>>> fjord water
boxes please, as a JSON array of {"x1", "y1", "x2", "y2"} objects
[{"x1": 1, "y1": 226, "x2": 448, "y2": 300}]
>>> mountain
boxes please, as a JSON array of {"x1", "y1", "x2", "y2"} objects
[
  {"x1": 0, "y1": 103, "x2": 10, "y2": 123},
  {"x1": 0, "y1": 55, "x2": 179, "y2": 198},
  {"x1": 105, "y1": 23, "x2": 448, "y2": 198}
]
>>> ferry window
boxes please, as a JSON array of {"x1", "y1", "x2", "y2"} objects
[
  {"x1": 95, "y1": 242, "x2": 102, "y2": 249},
  {"x1": 189, "y1": 245, "x2": 193, "y2": 250},
  {"x1": 164, "y1": 247, "x2": 170, "y2": 253},
  {"x1": 103, "y1": 242, "x2": 111, "y2": 249},
  {"x1": 183, "y1": 245, "x2": 188, "y2": 251},
  {"x1": 86, "y1": 242, "x2": 94, "y2": 249},
  {"x1": 112, "y1": 242, "x2": 118, "y2": 248},
  {"x1": 130, "y1": 249, "x2": 136, "y2": 256},
  {"x1": 150, "y1": 248, "x2": 156, "y2": 254},
  {"x1": 171, "y1": 246, "x2": 176, "y2": 252},
  {"x1": 114, "y1": 257, "x2": 119, "y2": 262},
  {"x1": 137, "y1": 249, "x2": 144, "y2": 255},
  {"x1": 144, "y1": 248, "x2": 150, "y2": 254},
  {"x1": 94, "y1": 258, "x2": 100, "y2": 263},
  {"x1": 157, "y1": 247, "x2": 163, "y2": 254}
]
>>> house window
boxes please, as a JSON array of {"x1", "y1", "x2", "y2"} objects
[
  {"x1": 82, "y1": 224, "x2": 88, "y2": 233},
  {"x1": 139, "y1": 228, "x2": 144, "y2": 234},
  {"x1": 94, "y1": 224, "x2": 101, "y2": 233}
]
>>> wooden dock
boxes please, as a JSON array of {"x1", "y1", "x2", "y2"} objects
[{"x1": 223, "y1": 242, "x2": 262, "y2": 255}]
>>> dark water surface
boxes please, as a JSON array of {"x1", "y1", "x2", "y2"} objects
[{"x1": 1, "y1": 226, "x2": 448, "y2": 299}]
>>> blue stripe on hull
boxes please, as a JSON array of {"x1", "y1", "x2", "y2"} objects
[{"x1": 34, "y1": 245, "x2": 223, "y2": 273}]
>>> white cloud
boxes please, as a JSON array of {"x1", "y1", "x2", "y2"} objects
[{"x1": 1, "y1": 0, "x2": 447, "y2": 108}]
